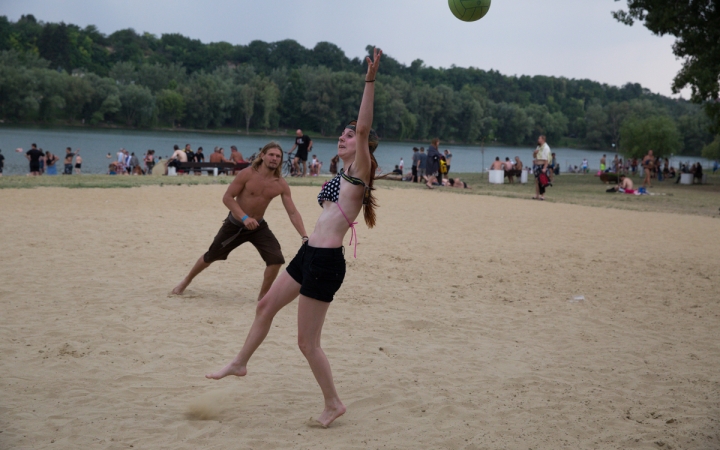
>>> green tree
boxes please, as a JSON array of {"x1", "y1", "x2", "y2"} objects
[
  {"x1": 237, "y1": 84, "x2": 256, "y2": 133},
  {"x1": 156, "y1": 89, "x2": 185, "y2": 127},
  {"x1": 620, "y1": 115, "x2": 681, "y2": 158},
  {"x1": 118, "y1": 83, "x2": 155, "y2": 127},
  {"x1": 701, "y1": 136, "x2": 720, "y2": 160},
  {"x1": 259, "y1": 81, "x2": 280, "y2": 130},
  {"x1": 614, "y1": 0, "x2": 720, "y2": 132},
  {"x1": 182, "y1": 72, "x2": 232, "y2": 128}
]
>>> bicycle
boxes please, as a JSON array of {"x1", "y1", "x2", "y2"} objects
[{"x1": 282, "y1": 151, "x2": 297, "y2": 177}]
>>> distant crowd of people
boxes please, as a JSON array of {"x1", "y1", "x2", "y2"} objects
[{"x1": 8, "y1": 144, "x2": 84, "y2": 176}]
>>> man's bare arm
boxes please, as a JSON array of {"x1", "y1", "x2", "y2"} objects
[{"x1": 280, "y1": 182, "x2": 308, "y2": 239}]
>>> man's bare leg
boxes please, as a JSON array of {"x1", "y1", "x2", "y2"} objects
[
  {"x1": 206, "y1": 271, "x2": 300, "y2": 379},
  {"x1": 293, "y1": 158, "x2": 300, "y2": 176},
  {"x1": 172, "y1": 255, "x2": 211, "y2": 294},
  {"x1": 297, "y1": 295, "x2": 345, "y2": 427},
  {"x1": 257, "y1": 264, "x2": 281, "y2": 301}
]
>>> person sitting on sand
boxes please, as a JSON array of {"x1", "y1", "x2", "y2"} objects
[
  {"x1": 444, "y1": 178, "x2": 471, "y2": 189},
  {"x1": 392, "y1": 165, "x2": 402, "y2": 175},
  {"x1": 616, "y1": 174, "x2": 636, "y2": 194}
]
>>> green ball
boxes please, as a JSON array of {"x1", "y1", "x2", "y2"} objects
[{"x1": 448, "y1": 0, "x2": 491, "y2": 22}]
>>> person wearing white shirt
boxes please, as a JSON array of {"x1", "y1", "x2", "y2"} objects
[{"x1": 532, "y1": 135, "x2": 551, "y2": 200}]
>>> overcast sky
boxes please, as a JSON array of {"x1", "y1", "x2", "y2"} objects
[{"x1": 2, "y1": 0, "x2": 686, "y2": 97}]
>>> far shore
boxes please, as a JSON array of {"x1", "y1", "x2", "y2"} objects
[{"x1": 0, "y1": 122, "x2": 609, "y2": 150}]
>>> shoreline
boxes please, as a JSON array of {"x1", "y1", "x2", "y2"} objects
[{"x1": 1, "y1": 171, "x2": 718, "y2": 218}]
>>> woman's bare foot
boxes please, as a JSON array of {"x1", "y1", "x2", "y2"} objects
[
  {"x1": 317, "y1": 401, "x2": 346, "y2": 427},
  {"x1": 205, "y1": 360, "x2": 247, "y2": 380},
  {"x1": 171, "y1": 279, "x2": 189, "y2": 295}
]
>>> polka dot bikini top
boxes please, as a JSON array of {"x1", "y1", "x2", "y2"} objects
[
  {"x1": 317, "y1": 168, "x2": 367, "y2": 206},
  {"x1": 317, "y1": 167, "x2": 369, "y2": 258}
]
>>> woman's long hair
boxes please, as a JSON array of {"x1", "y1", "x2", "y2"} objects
[
  {"x1": 252, "y1": 141, "x2": 283, "y2": 177},
  {"x1": 363, "y1": 144, "x2": 379, "y2": 229},
  {"x1": 344, "y1": 121, "x2": 379, "y2": 228}
]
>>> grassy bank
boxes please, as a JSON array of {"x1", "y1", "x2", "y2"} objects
[{"x1": 1, "y1": 172, "x2": 719, "y2": 218}]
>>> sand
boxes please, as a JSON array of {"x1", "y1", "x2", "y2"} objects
[{"x1": 1, "y1": 184, "x2": 719, "y2": 449}]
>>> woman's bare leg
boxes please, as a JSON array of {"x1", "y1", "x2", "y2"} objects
[
  {"x1": 297, "y1": 295, "x2": 346, "y2": 427},
  {"x1": 206, "y1": 271, "x2": 300, "y2": 379}
]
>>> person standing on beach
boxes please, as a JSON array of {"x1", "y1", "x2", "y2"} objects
[
  {"x1": 600, "y1": 154, "x2": 607, "y2": 173},
  {"x1": 582, "y1": 158, "x2": 588, "y2": 173},
  {"x1": 26, "y1": 144, "x2": 44, "y2": 176},
  {"x1": 426, "y1": 139, "x2": 441, "y2": 188},
  {"x1": 444, "y1": 149, "x2": 453, "y2": 174},
  {"x1": 0, "y1": 149, "x2": 4, "y2": 177},
  {"x1": 532, "y1": 135, "x2": 551, "y2": 200},
  {"x1": 74, "y1": 151, "x2": 82, "y2": 174},
  {"x1": 411, "y1": 147, "x2": 420, "y2": 182},
  {"x1": 290, "y1": 130, "x2": 312, "y2": 177},
  {"x1": 417, "y1": 147, "x2": 427, "y2": 183},
  {"x1": 172, "y1": 142, "x2": 308, "y2": 301},
  {"x1": 206, "y1": 48, "x2": 383, "y2": 428},
  {"x1": 642, "y1": 149, "x2": 654, "y2": 188},
  {"x1": 144, "y1": 150, "x2": 155, "y2": 174},
  {"x1": 45, "y1": 151, "x2": 58, "y2": 175},
  {"x1": 62, "y1": 147, "x2": 75, "y2": 175},
  {"x1": 399, "y1": 157, "x2": 404, "y2": 174}
]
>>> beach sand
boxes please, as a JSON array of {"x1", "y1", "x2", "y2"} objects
[{"x1": 1, "y1": 185, "x2": 718, "y2": 449}]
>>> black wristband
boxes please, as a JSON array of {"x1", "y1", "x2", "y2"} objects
[{"x1": 365, "y1": 79, "x2": 375, "y2": 83}]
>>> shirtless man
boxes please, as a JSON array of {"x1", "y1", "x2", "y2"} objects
[
  {"x1": 491, "y1": 157, "x2": 504, "y2": 170},
  {"x1": 167, "y1": 145, "x2": 188, "y2": 174},
  {"x1": 642, "y1": 150, "x2": 654, "y2": 188},
  {"x1": 74, "y1": 151, "x2": 82, "y2": 174},
  {"x1": 172, "y1": 142, "x2": 308, "y2": 301},
  {"x1": 64, "y1": 147, "x2": 75, "y2": 175},
  {"x1": 514, "y1": 156, "x2": 524, "y2": 179},
  {"x1": 616, "y1": 174, "x2": 635, "y2": 193},
  {"x1": 229, "y1": 146, "x2": 244, "y2": 163}
]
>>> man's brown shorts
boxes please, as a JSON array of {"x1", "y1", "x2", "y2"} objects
[{"x1": 203, "y1": 213, "x2": 285, "y2": 266}]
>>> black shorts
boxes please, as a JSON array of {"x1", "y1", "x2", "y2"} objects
[
  {"x1": 203, "y1": 213, "x2": 285, "y2": 266},
  {"x1": 286, "y1": 243, "x2": 346, "y2": 303},
  {"x1": 295, "y1": 150, "x2": 308, "y2": 162},
  {"x1": 30, "y1": 162, "x2": 40, "y2": 172}
]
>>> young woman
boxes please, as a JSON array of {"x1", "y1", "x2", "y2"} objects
[
  {"x1": 144, "y1": 150, "x2": 155, "y2": 174},
  {"x1": 206, "y1": 48, "x2": 383, "y2": 428},
  {"x1": 45, "y1": 151, "x2": 58, "y2": 175}
]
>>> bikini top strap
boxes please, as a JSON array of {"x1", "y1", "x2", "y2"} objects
[{"x1": 341, "y1": 164, "x2": 367, "y2": 187}]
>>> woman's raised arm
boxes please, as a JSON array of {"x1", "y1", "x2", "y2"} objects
[{"x1": 352, "y1": 47, "x2": 382, "y2": 182}]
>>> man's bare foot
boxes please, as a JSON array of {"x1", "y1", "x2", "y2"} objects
[
  {"x1": 171, "y1": 279, "x2": 189, "y2": 295},
  {"x1": 317, "y1": 401, "x2": 346, "y2": 427},
  {"x1": 205, "y1": 360, "x2": 247, "y2": 380}
]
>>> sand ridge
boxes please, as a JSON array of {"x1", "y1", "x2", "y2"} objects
[{"x1": 0, "y1": 185, "x2": 718, "y2": 449}]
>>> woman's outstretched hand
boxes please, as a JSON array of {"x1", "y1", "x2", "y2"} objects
[{"x1": 365, "y1": 47, "x2": 382, "y2": 82}]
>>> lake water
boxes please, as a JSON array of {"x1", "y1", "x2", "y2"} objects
[{"x1": 0, "y1": 126, "x2": 711, "y2": 176}]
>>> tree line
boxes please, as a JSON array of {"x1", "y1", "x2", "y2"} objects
[{"x1": 1, "y1": 14, "x2": 718, "y2": 159}]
